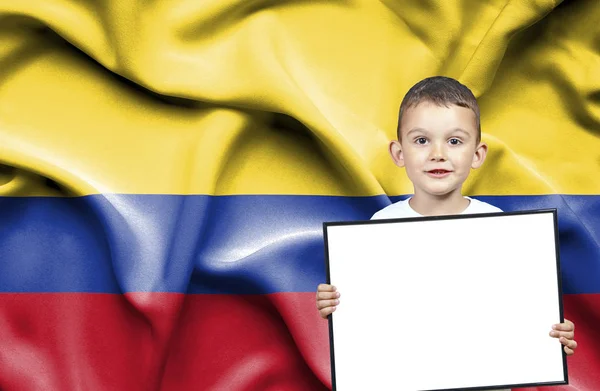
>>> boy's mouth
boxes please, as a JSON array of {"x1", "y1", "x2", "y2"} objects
[{"x1": 426, "y1": 169, "x2": 452, "y2": 178}]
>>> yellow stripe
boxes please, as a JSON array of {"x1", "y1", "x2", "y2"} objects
[{"x1": 0, "y1": 0, "x2": 598, "y2": 197}]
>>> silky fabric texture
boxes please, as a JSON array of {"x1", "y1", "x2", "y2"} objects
[{"x1": 0, "y1": 0, "x2": 599, "y2": 390}]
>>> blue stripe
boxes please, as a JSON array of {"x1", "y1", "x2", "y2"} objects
[{"x1": 0, "y1": 194, "x2": 598, "y2": 294}]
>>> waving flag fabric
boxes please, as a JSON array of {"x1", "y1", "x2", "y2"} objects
[{"x1": 0, "y1": 0, "x2": 599, "y2": 390}]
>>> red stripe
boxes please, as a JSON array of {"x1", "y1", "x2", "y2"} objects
[
  {"x1": 0, "y1": 293, "x2": 328, "y2": 391},
  {"x1": 0, "y1": 293, "x2": 597, "y2": 390}
]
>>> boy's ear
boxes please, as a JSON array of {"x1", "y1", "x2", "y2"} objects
[
  {"x1": 471, "y1": 141, "x2": 488, "y2": 169},
  {"x1": 389, "y1": 140, "x2": 405, "y2": 168}
]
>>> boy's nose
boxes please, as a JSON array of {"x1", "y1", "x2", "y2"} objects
[{"x1": 429, "y1": 144, "x2": 446, "y2": 161}]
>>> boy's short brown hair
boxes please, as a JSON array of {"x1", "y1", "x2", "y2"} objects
[{"x1": 397, "y1": 76, "x2": 481, "y2": 142}]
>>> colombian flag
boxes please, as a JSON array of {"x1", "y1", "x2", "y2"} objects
[{"x1": 0, "y1": 0, "x2": 598, "y2": 390}]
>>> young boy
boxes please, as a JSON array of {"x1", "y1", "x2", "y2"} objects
[{"x1": 316, "y1": 77, "x2": 578, "y2": 362}]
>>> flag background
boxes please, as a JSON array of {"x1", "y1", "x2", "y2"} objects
[{"x1": 0, "y1": 0, "x2": 599, "y2": 390}]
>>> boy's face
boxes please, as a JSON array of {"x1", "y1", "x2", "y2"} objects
[{"x1": 390, "y1": 101, "x2": 487, "y2": 198}]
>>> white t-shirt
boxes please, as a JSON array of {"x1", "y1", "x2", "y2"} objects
[
  {"x1": 371, "y1": 196, "x2": 510, "y2": 391},
  {"x1": 371, "y1": 196, "x2": 503, "y2": 220}
]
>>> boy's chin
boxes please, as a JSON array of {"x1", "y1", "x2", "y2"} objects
[{"x1": 418, "y1": 186, "x2": 461, "y2": 198}]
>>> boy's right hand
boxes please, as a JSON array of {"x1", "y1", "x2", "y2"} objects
[{"x1": 316, "y1": 284, "x2": 340, "y2": 319}]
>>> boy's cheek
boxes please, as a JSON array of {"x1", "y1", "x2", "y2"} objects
[{"x1": 403, "y1": 150, "x2": 426, "y2": 164}]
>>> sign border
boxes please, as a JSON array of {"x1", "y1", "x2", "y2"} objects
[{"x1": 323, "y1": 208, "x2": 568, "y2": 391}]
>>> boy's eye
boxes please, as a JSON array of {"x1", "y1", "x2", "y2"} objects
[
  {"x1": 448, "y1": 138, "x2": 462, "y2": 145},
  {"x1": 415, "y1": 137, "x2": 428, "y2": 145}
]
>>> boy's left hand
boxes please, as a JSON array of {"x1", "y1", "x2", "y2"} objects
[{"x1": 550, "y1": 318, "x2": 577, "y2": 355}]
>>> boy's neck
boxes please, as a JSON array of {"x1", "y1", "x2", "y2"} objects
[{"x1": 408, "y1": 190, "x2": 470, "y2": 216}]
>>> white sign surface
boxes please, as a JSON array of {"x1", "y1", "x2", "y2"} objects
[{"x1": 324, "y1": 210, "x2": 567, "y2": 391}]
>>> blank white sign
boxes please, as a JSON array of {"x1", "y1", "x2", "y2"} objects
[{"x1": 324, "y1": 210, "x2": 567, "y2": 391}]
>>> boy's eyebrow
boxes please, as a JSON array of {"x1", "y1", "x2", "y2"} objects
[
  {"x1": 405, "y1": 127, "x2": 428, "y2": 137},
  {"x1": 450, "y1": 128, "x2": 472, "y2": 137},
  {"x1": 405, "y1": 127, "x2": 472, "y2": 137}
]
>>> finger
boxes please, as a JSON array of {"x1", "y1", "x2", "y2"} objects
[
  {"x1": 317, "y1": 284, "x2": 336, "y2": 292},
  {"x1": 560, "y1": 337, "x2": 578, "y2": 350},
  {"x1": 552, "y1": 321, "x2": 574, "y2": 332},
  {"x1": 549, "y1": 330, "x2": 575, "y2": 340},
  {"x1": 317, "y1": 291, "x2": 340, "y2": 300},
  {"x1": 319, "y1": 306, "x2": 337, "y2": 319},
  {"x1": 317, "y1": 299, "x2": 339, "y2": 310},
  {"x1": 565, "y1": 318, "x2": 574, "y2": 330},
  {"x1": 562, "y1": 338, "x2": 577, "y2": 356}
]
